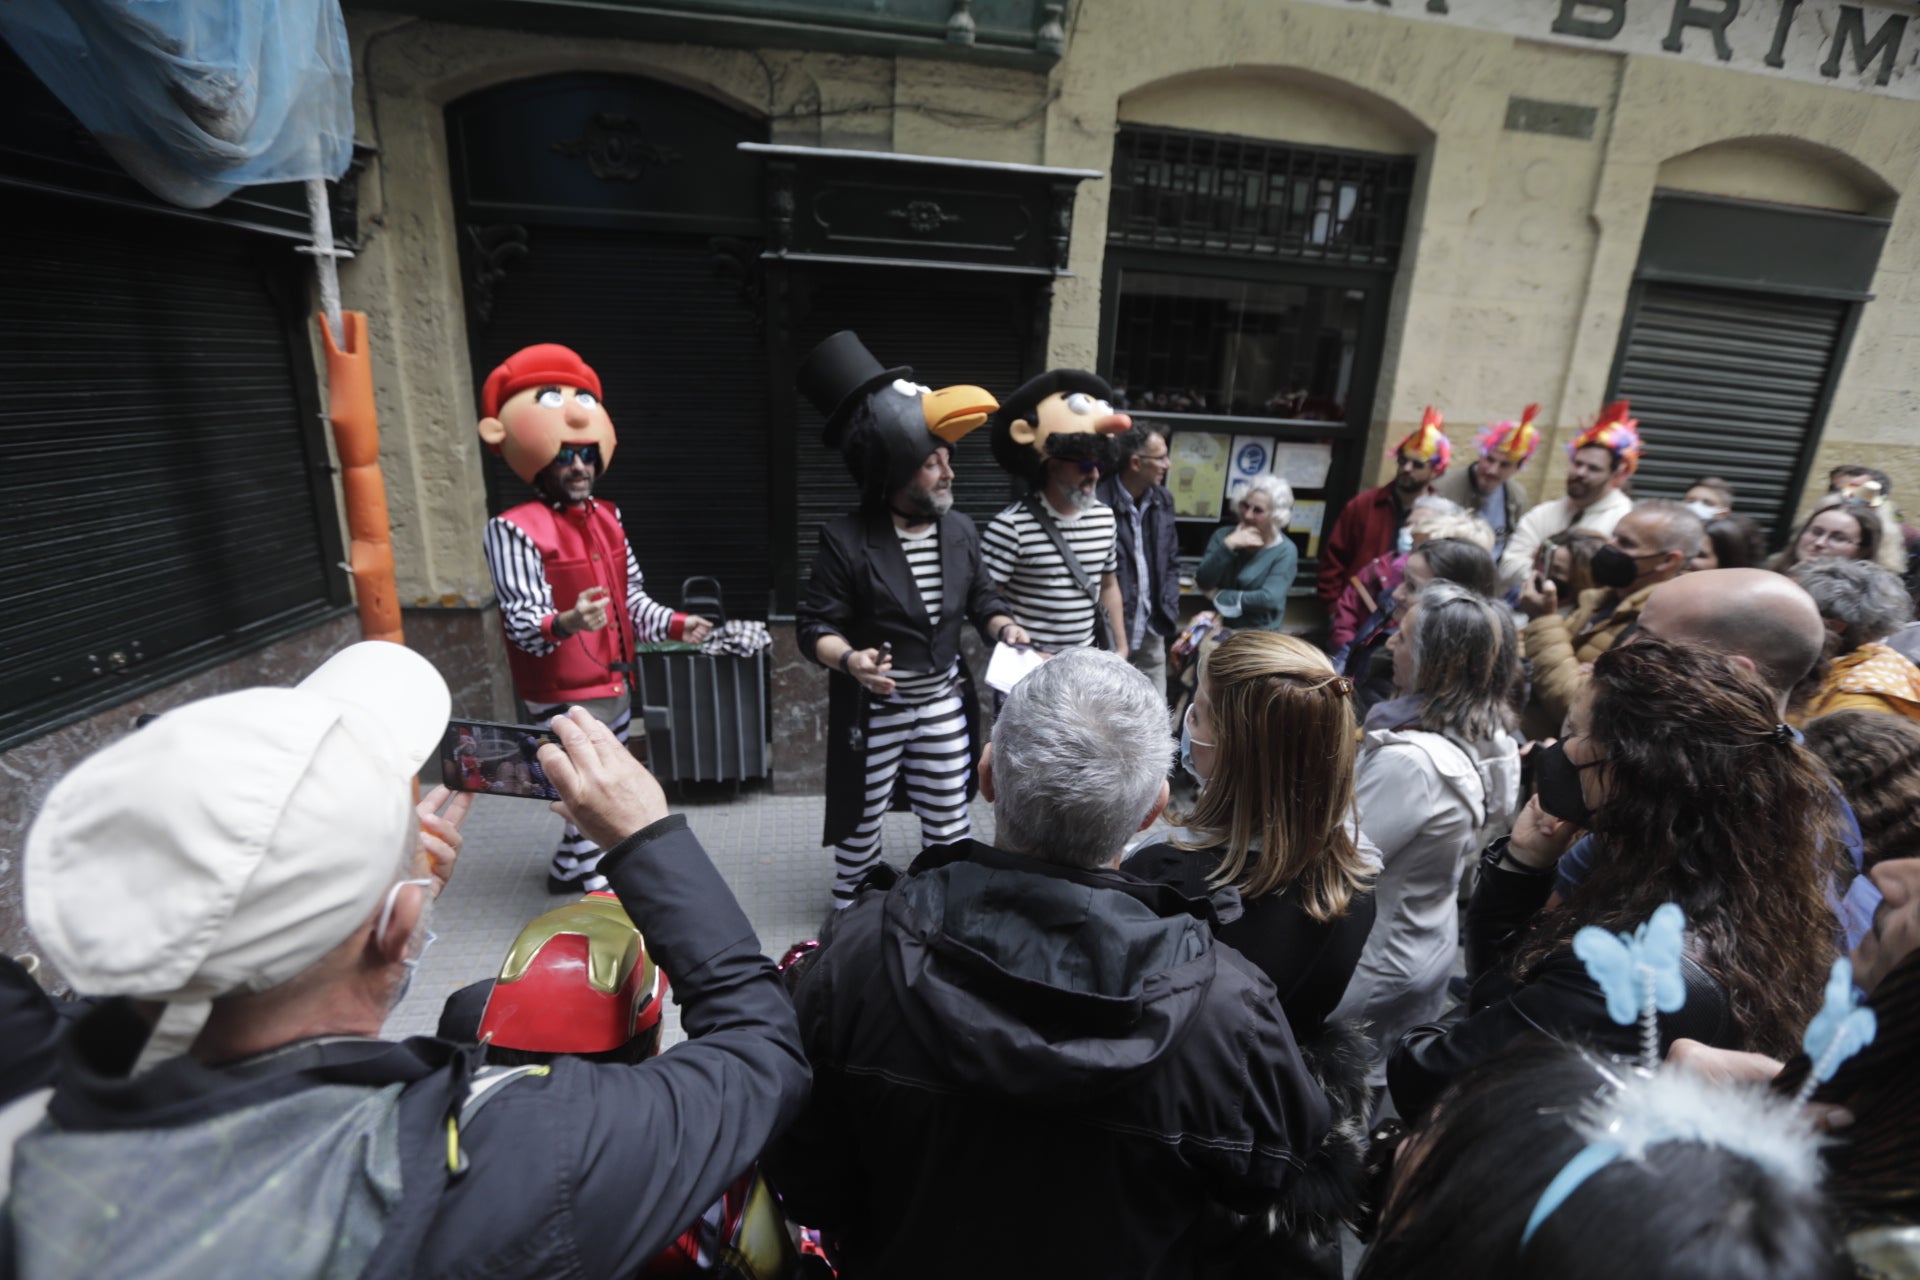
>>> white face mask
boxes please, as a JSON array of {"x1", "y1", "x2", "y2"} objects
[
  {"x1": 377, "y1": 877, "x2": 437, "y2": 1002},
  {"x1": 1684, "y1": 500, "x2": 1720, "y2": 522}
]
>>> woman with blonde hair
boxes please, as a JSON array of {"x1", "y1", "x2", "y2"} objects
[{"x1": 1128, "y1": 630, "x2": 1377, "y2": 1043}]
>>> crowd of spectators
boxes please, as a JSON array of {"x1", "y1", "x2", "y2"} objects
[{"x1": 6, "y1": 434, "x2": 1920, "y2": 1280}]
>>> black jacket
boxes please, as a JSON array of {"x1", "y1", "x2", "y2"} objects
[
  {"x1": 1098, "y1": 475, "x2": 1182, "y2": 639},
  {"x1": 1125, "y1": 842, "x2": 1375, "y2": 1045},
  {"x1": 797, "y1": 509, "x2": 1010, "y2": 847},
  {"x1": 1388, "y1": 842, "x2": 1735, "y2": 1121},
  {"x1": 3, "y1": 817, "x2": 810, "y2": 1280},
  {"x1": 763, "y1": 841, "x2": 1331, "y2": 1280}
]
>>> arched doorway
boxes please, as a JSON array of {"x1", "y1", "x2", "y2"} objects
[{"x1": 448, "y1": 73, "x2": 772, "y2": 614}]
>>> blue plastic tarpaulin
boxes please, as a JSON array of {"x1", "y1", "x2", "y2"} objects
[{"x1": 0, "y1": 0, "x2": 354, "y2": 209}]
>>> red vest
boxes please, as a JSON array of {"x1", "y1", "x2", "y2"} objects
[{"x1": 498, "y1": 499, "x2": 637, "y2": 704}]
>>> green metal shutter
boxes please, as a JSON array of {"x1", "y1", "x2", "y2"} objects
[
  {"x1": 0, "y1": 192, "x2": 345, "y2": 749},
  {"x1": 792, "y1": 269, "x2": 1034, "y2": 573},
  {"x1": 470, "y1": 227, "x2": 770, "y2": 616},
  {"x1": 1610, "y1": 281, "x2": 1851, "y2": 535}
]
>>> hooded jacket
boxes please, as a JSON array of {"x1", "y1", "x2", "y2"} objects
[
  {"x1": 763, "y1": 841, "x2": 1330, "y2": 1280},
  {"x1": 1332, "y1": 703, "x2": 1522, "y2": 1084}
]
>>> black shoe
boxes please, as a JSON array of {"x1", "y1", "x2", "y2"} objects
[{"x1": 547, "y1": 873, "x2": 583, "y2": 895}]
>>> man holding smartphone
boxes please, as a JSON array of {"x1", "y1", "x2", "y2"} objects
[{"x1": 478, "y1": 343, "x2": 714, "y2": 892}]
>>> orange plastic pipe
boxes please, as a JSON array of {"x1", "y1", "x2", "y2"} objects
[{"x1": 318, "y1": 310, "x2": 403, "y2": 644}]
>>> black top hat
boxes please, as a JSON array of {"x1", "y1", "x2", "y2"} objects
[{"x1": 797, "y1": 331, "x2": 914, "y2": 448}]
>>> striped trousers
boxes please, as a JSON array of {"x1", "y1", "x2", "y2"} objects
[
  {"x1": 833, "y1": 690, "x2": 973, "y2": 906},
  {"x1": 525, "y1": 692, "x2": 633, "y2": 890}
]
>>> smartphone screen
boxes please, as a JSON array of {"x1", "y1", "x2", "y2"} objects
[{"x1": 442, "y1": 718, "x2": 561, "y2": 801}]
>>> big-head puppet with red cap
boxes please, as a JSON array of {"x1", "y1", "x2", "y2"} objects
[
  {"x1": 476, "y1": 344, "x2": 711, "y2": 891},
  {"x1": 477, "y1": 343, "x2": 619, "y2": 490}
]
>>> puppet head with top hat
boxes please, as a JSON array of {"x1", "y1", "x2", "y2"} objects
[
  {"x1": 1389, "y1": 406, "x2": 1453, "y2": 477},
  {"x1": 1478, "y1": 403, "x2": 1542, "y2": 470},
  {"x1": 1571, "y1": 400, "x2": 1644, "y2": 475},
  {"x1": 988, "y1": 370, "x2": 1133, "y2": 488},
  {"x1": 796, "y1": 330, "x2": 998, "y2": 513},
  {"x1": 476, "y1": 343, "x2": 618, "y2": 491}
]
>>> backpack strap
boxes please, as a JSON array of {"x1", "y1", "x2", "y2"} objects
[
  {"x1": 1023, "y1": 492, "x2": 1098, "y2": 603},
  {"x1": 445, "y1": 1064, "x2": 551, "y2": 1178}
]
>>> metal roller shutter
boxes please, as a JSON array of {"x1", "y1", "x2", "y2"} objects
[
  {"x1": 1610, "y1": 282, "x2": 1849, "y2": 536},
  {"x1": 470, "y1": 227, "x2": 770, "y2": 616},
  {"x1": 0, "y1": 191, "x2": 345, "y2": 749},
  {"x1": 792, "y1": 269, "x2": 1034, "y2": 574}
]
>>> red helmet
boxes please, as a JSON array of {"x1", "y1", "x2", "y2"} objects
[{"x1": 478, "y1": 891, "x2": 667, "y2": 1055}]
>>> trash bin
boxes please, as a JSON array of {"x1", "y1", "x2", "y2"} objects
[{"x1": 633, "y1": 577, "x2": 770, "y2": 787}]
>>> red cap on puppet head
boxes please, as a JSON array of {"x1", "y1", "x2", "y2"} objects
[
  {"x1": 1390, "y1": 406, "x2": 1452, "y2": 476},
  {"x1": 477, "y1": 344, "x2": 619, "y2": 484},
  {"x1": 481, "y1": 344, "x2": 603, "y2": 419}
]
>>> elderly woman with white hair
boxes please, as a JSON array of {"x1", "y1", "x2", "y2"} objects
[{"x1": 1198, "y1": 473, "x2": 1298, "y2": 632}]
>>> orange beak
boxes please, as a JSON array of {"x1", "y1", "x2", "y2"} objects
[{"x1": 921, "y1": 384, "x2": 999, "y2": 444}]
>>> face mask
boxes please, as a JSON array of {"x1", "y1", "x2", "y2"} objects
[
  {"x1": 1179, "y1": 703, "x2": 1213, "y2": 785},
  {"x1": 378, "y1": 877, "x2": 437, "y2": 1003},
  {"x1": 1396, "y1": 526, "x2": 1414, "y2": 556},
  {"x1": 1589, "y1": 544, "x2": 1653, "y2": 590},
  {"x1": 1533, "y1": 739, "x2": 1596, "y2": 827},
  {"x1": 1685, "y1": 500, "x2": 1720, "y2": 522}
]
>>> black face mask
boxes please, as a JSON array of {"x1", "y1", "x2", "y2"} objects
[
  {"x1": 1533, "y1": 739, "x2": 1596, "y2": 827},
  {"x1": 1588, "y1": 544, "x2": 1643, "y2": 589}
]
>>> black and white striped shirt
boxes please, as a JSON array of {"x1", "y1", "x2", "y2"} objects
[
  {"x1": 981, "y1": 497, "x2": 1117, "y2": 651},
  {"x1": 483, "y1": 507, "x2": 677, "y2": 657},
  {"x1": 886, "y1": 522, "x2": 960, "y2": 704}
]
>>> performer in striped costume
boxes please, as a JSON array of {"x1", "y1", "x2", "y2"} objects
[
  {"x1": 475, "y1": 344, "x2": 714, "y2": 892},
  {"x1": 795, "y1": 332, "x2": 1028, "y2": 905},
  {"x1": 983, "y1": 369, "x2": 1134, "y2": 657}
]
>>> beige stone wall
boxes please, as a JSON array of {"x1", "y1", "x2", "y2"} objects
[
  {"x1": 1041, "y1": 1, "x2": 1920, "y2": 520},
  {"x1": 336, "y1": 11, "x2": 1050, "y2": 606},
  {"x1": 336, "y1": 4, "x2": 1920, "y2": 584}
]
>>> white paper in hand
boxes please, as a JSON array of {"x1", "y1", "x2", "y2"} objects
[{"x1": 985, "y1": 642, "x2": 1048, "y2": 694}]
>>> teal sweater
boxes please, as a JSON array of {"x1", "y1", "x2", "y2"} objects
[{"x1": 1197, "y1": 528, "x2": 1298, "y2": 631}]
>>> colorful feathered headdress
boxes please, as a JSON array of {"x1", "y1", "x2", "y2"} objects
[
  {"x1": 1479, "y1": 403, "x2": 1541, "y2": 465},
  {"x1": 1570, "y1": 400, "x2": 1643, "y2": 476},
  {"x1": 1391, "y1": 406, "x2": 1451, "y2": 476}
]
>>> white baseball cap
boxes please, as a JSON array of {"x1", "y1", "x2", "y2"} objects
[{"x1": 25, "y1": 641, "x2": 452, "y2": 1001}]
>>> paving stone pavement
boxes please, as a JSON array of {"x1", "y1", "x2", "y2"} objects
[{"x1": 384, "y1": 786, "x2": 996, "y2": 1048}]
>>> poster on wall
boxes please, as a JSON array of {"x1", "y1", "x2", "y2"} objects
[
  {"x1": 1168, "y1": 431, "x2": 1231, "y2": 521},
  {"x1": 1271, "y1": 442, "x2": 1334, "y2": 492},
  {"x1": 1226, "y1": 436, "x2": 1274, "y2": 508},
  {"x1": 1289, "y1": 500, "x2": 1327, "y2": 560}
]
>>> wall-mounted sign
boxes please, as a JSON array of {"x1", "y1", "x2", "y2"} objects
[
  {"x1": 1295, "y1": 0, "x2": 1920, "y2": 100},
  {"x1": 1226, "y1": 436, "x2": 1275, "y2": 507},
  {"x1": 1168, "y1": 431, "x2": 1232, "y2": 521}
]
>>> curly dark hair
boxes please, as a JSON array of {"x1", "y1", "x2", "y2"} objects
[
  {"x1": 1514, "y1": 636, "x2": 1842, "y2": 1059},
  {"x1": 1802, "y1": 709, "x2": 1920, "y2": 870}
]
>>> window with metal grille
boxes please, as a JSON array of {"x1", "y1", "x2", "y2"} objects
[{"x1": 1107, "y1": 126, "x2": 1415, "y2": 267}]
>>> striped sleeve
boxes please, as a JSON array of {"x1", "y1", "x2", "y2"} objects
[
  {"x1": 484, "y1": 515, "x2": 558, "y2": 657},
  {"x1": 620, "y1": 523, "x2": 679, "y2": 643},
  {"x1": 980, "y1": 504, "x2": 1026, "y2": 587}
]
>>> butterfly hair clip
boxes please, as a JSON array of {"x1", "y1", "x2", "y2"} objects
[{"x1": 1573, "y1": 903, "x2": 1687, "y2": 1071}]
